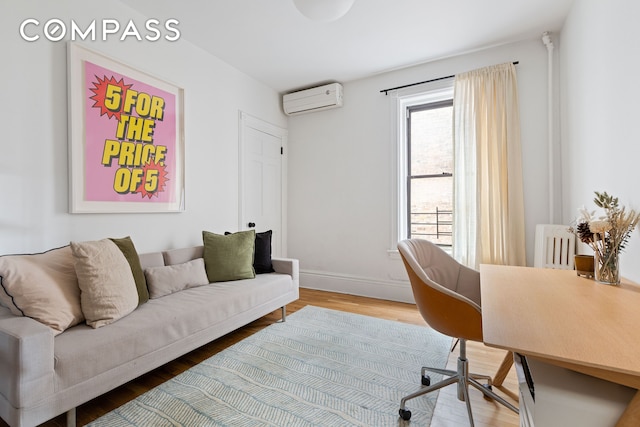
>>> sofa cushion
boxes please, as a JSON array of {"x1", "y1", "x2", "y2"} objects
[
  {"x1": 145, "y1": 258, "x2": 210, "y2": 299},
  {"x1": 70, "y1": 239, "x2": 139, "y2": 328},
  {"x1": 53, "y1": 273, "x2": 296, "y2": 391},
  {"x1": 0, "y1": 246, "x2": 83, "y2": 334},
  {"x1": 109, "y1": 236, "x2": 149, "y2": 306},
  {"x1": 163, "y1": 246, "x2": 204, "y2": 266},
  {"x1": 202, "y1": 230, "x2": 255, "y2": 282},
  {"x1": 138, "y1": 251, "x2": 165, "y2": 270}
]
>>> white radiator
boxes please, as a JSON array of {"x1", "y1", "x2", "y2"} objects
[{"x1": 533, "y1": 224, "x2": 575, "y2": 270}]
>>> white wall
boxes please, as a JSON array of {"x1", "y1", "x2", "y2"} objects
[
  {"x1": 288, "y1": 38, "x2": 553, "y2": 302},
  {"x1": 560, "y1": 0, "x2": 640, "y2": 282},
  {"x1": 0, "y1": 1, "x2": 286, "y2": 254}
]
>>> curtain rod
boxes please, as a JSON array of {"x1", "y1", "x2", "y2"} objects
[{"x1": 380, "y1": 61, "x2": 519, "y2": 95}]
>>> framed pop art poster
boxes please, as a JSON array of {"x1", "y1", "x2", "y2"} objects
[{"x1": 67, "y1": 43, "x2": 184, "y2": 213}]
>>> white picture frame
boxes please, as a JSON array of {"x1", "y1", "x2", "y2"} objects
[{"x1": 67, "y1": 43, "x2": 184, "y2": 213}]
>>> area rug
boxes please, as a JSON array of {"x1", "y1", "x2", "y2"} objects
[{"x1": 86, "y1": 305, "x2": 452, "y2": 426}]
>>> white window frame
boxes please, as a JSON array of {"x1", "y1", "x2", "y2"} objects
[{"x1": 388, "y1": 79, "x2": 454, "y2": 258}]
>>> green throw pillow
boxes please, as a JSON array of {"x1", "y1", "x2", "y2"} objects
[
  {"x1": 109, "y1": 236, "x2": 149, "y2": 305},
  {"x1": 202, "y1": 230, "x2": 256, "y2": 282}
]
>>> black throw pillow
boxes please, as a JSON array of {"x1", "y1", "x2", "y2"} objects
[{"x1": 254, "y1": 230, "x2": 275, "y2": 274}]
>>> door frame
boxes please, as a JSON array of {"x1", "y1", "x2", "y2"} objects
[{"x1": 238, "y1": 111, "x2": 288, "y2": 257}]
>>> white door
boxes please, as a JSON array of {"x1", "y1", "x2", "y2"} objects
[{"x1": 239, "y1": 112, "x2": 287, "y2": 257}]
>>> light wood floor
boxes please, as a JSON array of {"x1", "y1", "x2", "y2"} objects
[{"x1": 4, "y1": 288, "x2": 519, "y2": 427}]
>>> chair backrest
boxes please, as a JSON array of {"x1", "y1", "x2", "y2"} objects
[
  {"x1": 533, "y1": 224, "x2": 575, "y2": 270},
  {"x1": 397, "y1": 239, "x2": 483, "y2": 342}
]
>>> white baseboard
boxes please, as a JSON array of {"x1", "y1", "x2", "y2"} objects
[{"x1": 299, "y1": 269, "x2": 416, "y2": 304}]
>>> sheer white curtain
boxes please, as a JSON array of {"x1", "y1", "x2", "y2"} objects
[{"x1": 452, "y1": 63, "x2": 526, "y2": 269}]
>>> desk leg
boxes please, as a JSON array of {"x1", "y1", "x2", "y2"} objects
[
  {"x1": 493, "y1": 352, "x2": 514, "y2": 387},
  {"x1": 616, "y1": 390, "x2": 640, "y2": 427}
]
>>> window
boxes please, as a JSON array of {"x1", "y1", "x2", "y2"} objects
[
  {"x1": 392, "y1": 79, "x2": 454, "y2": 252},
  {"x1": 407, "y1": 100, "x2": 453, "y2": 247}
]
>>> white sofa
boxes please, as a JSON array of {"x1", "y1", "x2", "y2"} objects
[{"x1": 0, "y1": 244, "x2": 299, "y2": 427}]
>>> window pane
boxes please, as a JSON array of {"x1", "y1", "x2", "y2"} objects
[
  {"x1": 409, "y1": 176, "x2": 452, "y2": 246},
  {"x1": 410, "y1": 106, "x2": 453, "y2": 176}
]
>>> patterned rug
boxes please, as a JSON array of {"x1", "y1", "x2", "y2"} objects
[{"x1": 86, "y1": 305, "x2": 451, "y2": 426}]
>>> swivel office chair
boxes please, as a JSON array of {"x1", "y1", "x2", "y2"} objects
[{"x1": 397, "y1": 239, "x2": 518, "y2": 426}]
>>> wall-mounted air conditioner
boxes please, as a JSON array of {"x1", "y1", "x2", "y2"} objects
[{"x1": 283, "y1": 83, "x2": 343, "y2": 116}]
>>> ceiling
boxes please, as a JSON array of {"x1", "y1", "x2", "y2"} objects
[{"x1": 126, "y1": 0, "x2": 574, "y2": 93}]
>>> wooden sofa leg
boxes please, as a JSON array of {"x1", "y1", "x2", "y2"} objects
[{"x1": 66, "y1": 407, "x2": 76, "y2": 427}]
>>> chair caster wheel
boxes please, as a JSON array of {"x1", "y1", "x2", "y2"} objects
[
  {"x1": 422, "y1": 374, "x2": 431, "y2": 386},
  {"x1": 482, "y1": 383, "x2": 493, "y2": 400},
  {"x1": 399, "y1": 408, "x2": 412, "y2": 420}
]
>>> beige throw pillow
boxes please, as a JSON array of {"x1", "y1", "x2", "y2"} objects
[
  {"x1": 0, "y1": 246, "x2": 83, "y2": 334},
  {"x1": 145, "y1": 258, "x2": 210, "y2": 299},
  {"x1": 70, "y1": 239, "x2": 138, "y2": 328}
]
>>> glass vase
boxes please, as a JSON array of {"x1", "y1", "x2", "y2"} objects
[{"x1": 594, "y1": 250, "x2": 620, "y2": 285}]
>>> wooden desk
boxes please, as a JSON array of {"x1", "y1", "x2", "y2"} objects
[{"x1": 480, "y1": 265, "x2": 640, "y2": 426}]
